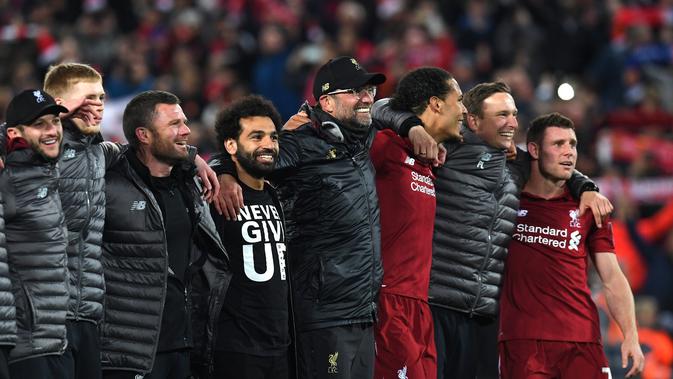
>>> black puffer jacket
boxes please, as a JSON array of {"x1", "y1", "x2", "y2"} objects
[
  {"x1": 210, "y1": 107, "x2": 383, "y2": 331},
  {"x1": 1, "y1": 146, "x2": 69, "y2": 362},
  {"x1": 59, "y1": 121, "x2": 124, "y2": 323},
  {"x1": 0, "y1": 190, "x2": 16, "y2": 349},
  {"x1": 270, "y1": 108, "x2": 383, "y2": 331},
  {"x1": 100, "y1": 150, "x2": 230, "y2": 375}
]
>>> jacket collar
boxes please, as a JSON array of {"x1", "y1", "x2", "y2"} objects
[
  {"x1": 62, "y1": 119, "x2": 103, "y2": 147},
  {"x1": 460, "y1": 125, "x2": 507, "y2": 152},
  {"x1": 125, "y1": 147, "x2": 194, "y2": 192}
]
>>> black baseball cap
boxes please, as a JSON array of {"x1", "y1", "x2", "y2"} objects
[
  {"x1": 312, "y1": 56, "x2": 386, "y2": 101},
  {"x1": 5, "y1": 89, "x2": 68, "y2": 128}
]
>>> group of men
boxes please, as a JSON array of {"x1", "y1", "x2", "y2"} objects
[
  {"x1": 0, "y1": 54, "x2": 647, "y2": 379},
  {"x1": 209, "y1": 56, "x2": 645, "y2": 379},
  {"x1": 0, "y1": 63, "x2": 230, "y2": 379}
]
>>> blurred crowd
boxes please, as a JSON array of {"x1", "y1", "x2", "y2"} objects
[{"x1": 1, "y1": 0, "x2": 673, "y2": 376}]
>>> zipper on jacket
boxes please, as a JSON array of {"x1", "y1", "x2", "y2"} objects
[
  {"x1": 469, "y1": 155, "x2": 506, "y2": 316},
  {"x1": 350, "y1": 152, "x2": 377, "y2": 318},
  {"x1": 75, "y1": 147, "x2": 94, "y2": 321}
]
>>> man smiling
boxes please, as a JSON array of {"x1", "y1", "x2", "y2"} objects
[
  {"x1": 1, "y1": 89, "x2": 70, "y2": 378},
  {"x1": 210, "y1": 95, "x2": 289, "y2": 379},
  {"x1": 100, "y1": 91, "x2": 230, "y2": 379}
]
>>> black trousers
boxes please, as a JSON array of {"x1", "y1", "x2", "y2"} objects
[
  {"x1": 432, "y1": 306, "x2": 499, "y2": 379},
  {"x1": 102, "y1": 350, "x2": 191, "y2": 379},
  {"x1": 0, "y1": 347, "x2": 9, "y2": 379},
  {"x1": 296, "y1": 323, "x2": 374, "y2": 379},
  {"x1": 9, "y1": 353, "x2": 73, "y2": 379},
  {"x1": 213, "y1": 351, "x2": 289, "y2": 379},
  {"x1": 64, "y1": 319, "x2": 102, "y2": 379}
]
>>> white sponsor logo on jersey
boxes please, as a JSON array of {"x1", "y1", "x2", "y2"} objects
[
  {"x1": 568, "y1": 230, "x2": 582, "y2": 251},
  {"x1": 569, "y1": 208, "x2": 581, "y2": 228},
  {"x1": 397, "y1": 366, "x2": 408, "y2": 379}
]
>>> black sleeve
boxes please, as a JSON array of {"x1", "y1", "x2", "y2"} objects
[
  {"x1": 371, "y1": 98, "x2": 423, "y2": 137},
  {"x1": 506, "y1": 146, "x2": 531, "y2": 190},
  {"x1": 208, "y1": 153, "x2": 238, "y2": 177},
  {"x1": 101, "y1": 142, "x2": 127, "y2": 170},
  {"x1": 567, "y1": 170, "x2": 599, "y2": 200}
]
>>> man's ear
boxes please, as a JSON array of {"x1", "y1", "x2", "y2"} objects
[
  {"x1": 319, "y1": 96, "x2": 334, "y2": 113},
  {"x1": 135, "y1": 127, "x2": 151, "y2": 145},
  {"x1": 224, "y1": 139, "x2": 237, "y2": 156},
  {"x1": 429, "y1": 96, "x2": 442, "y2": 113},
  {"x1": 527, "y1": 141, "x2": 540, "y2": 159},
  {"x1": 465, "y1": 113, "x2": 478, "y2": 132},
  {"x1": 6, "y1": 127, "x2": 20, "y2": 140}
]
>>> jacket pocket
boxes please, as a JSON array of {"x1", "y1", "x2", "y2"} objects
[
  {"x1": 294, "y1": 255, "x2": 323, "y2": 302},
  {"x1": 16, "y1": 284, "x2": 36, "y2": 332}
]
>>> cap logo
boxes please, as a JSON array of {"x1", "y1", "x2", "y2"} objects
[
  {"x1": 322, "y1": 83, "x2": 330, "y2": 92},
  {"x1": 350, "y1": 58, "x2": 361, "y2": 71},
  {"x1": 33, "y1": 90, "x2": 45, "y2": 103}
]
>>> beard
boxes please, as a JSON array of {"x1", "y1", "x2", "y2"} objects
[
  {"x1": 27, "y1": 135, "x2": 62, "y2": 161},
  {"x1": 236, "y1": 147, "x2": 278, "y2": 179},
  {"x1": 150, "y1": 133, "x2": 189, "y2": 167},
  {"x1": 73, "y1": 118, "x2": 102, "y2": 135}
]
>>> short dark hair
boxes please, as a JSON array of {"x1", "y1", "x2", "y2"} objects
[
  {"x1": 462, "y1": 81, "x2": 511, "y2": 117},
  {"x1": 122, "y1": 90, "x2": 180, "y2": 148},
  {"x1": 526, "y1": 112, "x2": 575, "y2": 146},
  {"x1": 214, "y1": 95, "x2": 283, "y2": 151},
  {"x1": 389, "y1": 67, "x2": 455, "y2": 115}
]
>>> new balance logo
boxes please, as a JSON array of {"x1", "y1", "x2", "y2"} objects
[
  {"x1": 62, "y1": 149, "x2": 76, "y2": 160},
  {"x1": 36, "y1": 187, "x2": 48, "y2": 199},
  {"x1": 130, "y1": 201, "x2": 146, "y2": 211},
  {"x1": 517, "y1": 209, "x2": 528, "y2": 217},
  {"x1": 404, "y1": 156, "x2": 415, "y2": 166}
]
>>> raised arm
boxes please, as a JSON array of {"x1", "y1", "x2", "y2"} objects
[
  {"x1": 209, "y1": 153, "x2": 243, "y2": 221},
  {"x1": 100, "y1": 141, "x2": 127, "y2": 169},
  {"x1": 594, "y1": 253, "x2": 644, "y2": 378},
  {"x1": 371, "y1": 98, "x2": 439, "y2": 162}
]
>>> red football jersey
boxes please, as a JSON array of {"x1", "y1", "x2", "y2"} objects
[
  {"x1": 370, "y1": 129, "x2": 436, "y2": 301},
  {"x1": 499, "y1": 188, "x2": 615, "y2": 343}
]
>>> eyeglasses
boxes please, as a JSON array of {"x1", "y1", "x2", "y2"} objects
[{"x1": 326, "y1": 86, "x2": 377, "y2": 100}]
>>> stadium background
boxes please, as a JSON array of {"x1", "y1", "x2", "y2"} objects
[{"x1": 1, "y1": 0, "x2": 672, "y2": 377}]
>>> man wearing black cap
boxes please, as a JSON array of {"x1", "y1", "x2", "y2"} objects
[
  {"x1": 208, "y1": 56, "x2": 389, "y2": 378},
  {"x1": 1, "y1": 89, "x2": 71, "y2": 378}
]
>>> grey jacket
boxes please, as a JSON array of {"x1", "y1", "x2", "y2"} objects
[
  {"x1": 59, "y1": 121, "x2": 124, "y2": 323},
  {"x1": 429, "y1": 128, "x2": 522, "y2": 317},
  {"x1": 1, "y1": 147, "x2": 69, "y2": 362},
  {"x1": 0, "y1": 191, "x2": 16, "y2": 348}
]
